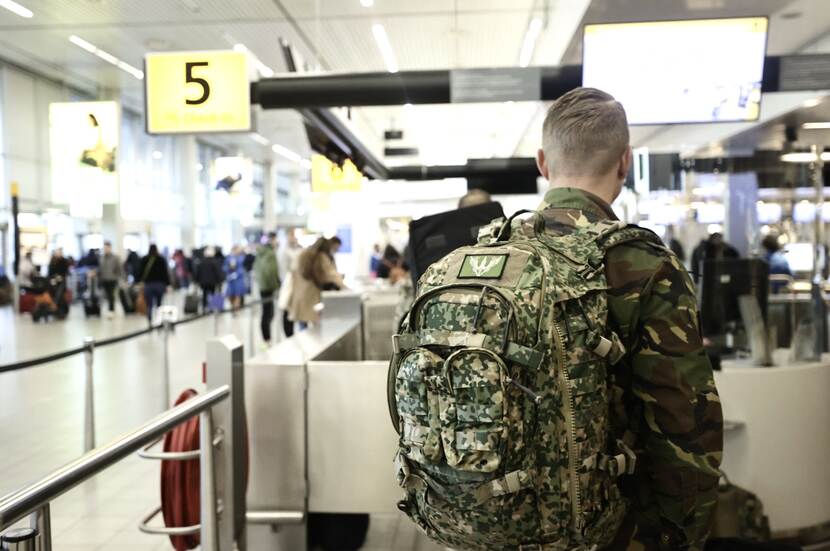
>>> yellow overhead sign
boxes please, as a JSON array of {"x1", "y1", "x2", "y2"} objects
[
  {"x1": 311, "y1": 155, "x2": 363, "y2": 193},
  {"x1": 145, "y1": 50, "x2": 251, "y2": 134}
]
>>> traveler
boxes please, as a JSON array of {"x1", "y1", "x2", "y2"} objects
[
  {"x1": 532, "y1": 89, "x2": 721, "y2": 550},
  {"x1": 172, "y1": 249, "x2": 190, "y2": 289},
  {"x1": 224, "y1": 245, "x2": 248, "y2": 313},
  {"x1": 288, "y1": 236, "x2": 344, "y2": 328},
  {"x1": 138, "y1": 244, "x2": 170, "y2": 322},
  {"x1": 369, "y1": 244, "x2": 382, "y2": 276},
  {"x1": 376, "y1": 245, "x2": 402, "y2": 280},
  {"x1": 124, "y1": 249, "x2": 141, "y2": 282},
  {"x1": 18, "y1": 250, "x2": 37, "y2": 290},
  {"x1": 196, "y1": 247, "x2": 224, "y2": 311},
  {"x1": 253, "y1": 232, "x2": 281, "y2": 346},
  {"x1": 391, "y1": 88, "x2": 722, "y2": 551},
  {"x1": 98, "y1": 241, "x2": 122, "y2": 318},
  {"x1": 458, "y1": 188, "x2": 492, "y2": 208},
  {"x1": 691, "y1": 232, "x2": 739, "y2": 282},
  {"x1": 47, "y1": 248, "x2": 70, "y2": 280},
  {"x1": 761, "y1": 234, "x2": 792, "y2": 293},
  {"x1": 278, "y1": 229, "x2": 303, "y2": 337}
]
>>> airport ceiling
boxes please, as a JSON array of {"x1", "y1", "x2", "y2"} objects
[{"x1": 0, "y1": 0, "x2": 829, "y2": 168}]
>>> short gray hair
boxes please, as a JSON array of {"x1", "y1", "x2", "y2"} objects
[{"x1": 541, "y1": 87, "x2": 629, "y2": 178}]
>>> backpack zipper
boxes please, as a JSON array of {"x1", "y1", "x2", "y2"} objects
[{"x1": 553, "y1": 316, "x2": 584, "y2": 534}]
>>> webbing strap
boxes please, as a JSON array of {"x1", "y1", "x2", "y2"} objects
[
  {"x1": 392, "y1": 331, "x2": 544, "y2": 369},
  {"x1": 582, "y1": 440, "x2": 637, "y2": 477},
  {"x1": 588, "y1": 330, "x2": 627, "y2": 365},
  {"x1": 474, "y1": 469, "x2": 533, "y2": 503}
]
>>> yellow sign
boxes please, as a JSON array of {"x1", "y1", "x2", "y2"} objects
[
  {"x1": 145, "y1": 50, "x2": 250, "y2": 134},
  {"x1": 311, "y1": 155, "x2": 363, "y2": 193}
]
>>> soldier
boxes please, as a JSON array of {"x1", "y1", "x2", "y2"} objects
[{"x1": 534, "y1": 87, "x2": 723, "y2": 550}]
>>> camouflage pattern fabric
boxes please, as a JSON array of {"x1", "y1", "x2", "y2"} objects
[
  {"x1": 388, "y1": 195, "x2": 663, "y2": 549},
  {"x1": 537, "y1": 188, "x2": 723, "y2": 551}
]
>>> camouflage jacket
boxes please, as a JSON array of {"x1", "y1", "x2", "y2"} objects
[{"x1": 537, "y1": 188, "x2": 723, "y2": 551}]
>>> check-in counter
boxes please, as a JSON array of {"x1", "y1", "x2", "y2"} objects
[
  {"x1": 244, "y1": 291, "x2": 401, "y2": 550},
  {"x1": 716, "y1": 353, "x2": 830, "y2": 542}
]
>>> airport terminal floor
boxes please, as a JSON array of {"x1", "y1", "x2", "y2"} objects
[{"x1": 4, "y1": 0, "x2": 830, "y2": 550}]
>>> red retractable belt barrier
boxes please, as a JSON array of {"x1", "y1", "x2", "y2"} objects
[
  {"x1": 161, "y1": 389, "x2": 201, "y2": 551},
  {"x1": 160, "y1": 389, "x2": 250, "y2": 551}
]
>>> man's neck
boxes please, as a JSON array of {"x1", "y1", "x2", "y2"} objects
[{"x1": 548, "y1": 178, "x2": 616, "y2": 206}]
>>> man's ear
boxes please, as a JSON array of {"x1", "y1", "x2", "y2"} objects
[
  {"x1": 617, "y1": 146, "x2": 632, "y2": 180},
  {"x1": 536, "y1": 148, "x2": 550, "y2": 180}
]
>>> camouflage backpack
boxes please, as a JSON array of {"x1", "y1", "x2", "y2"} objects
[{"x1": 387, "y1": 211, "x2": 639, "y2": 551}]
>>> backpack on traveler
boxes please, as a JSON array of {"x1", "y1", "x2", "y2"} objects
[{"x1": 388, "y1": 211, "x2": 647, "y2": 550}]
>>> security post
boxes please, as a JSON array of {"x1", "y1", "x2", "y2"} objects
[
  {"x1": 205, "y1": 335, "x2": 246, "y2": 551},
  {"x1": 82, "y1": 337, "x2": 95, "y2": 453}
]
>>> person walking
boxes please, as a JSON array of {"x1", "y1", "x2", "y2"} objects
[
  {"x1": 138, "y1": 244, "x2": 169, "y2": 323},
  {"x1": 98, "y1": 241, "x2": 122, "y2": 318},
  {"x1": 196, "y1": 247, "x2": 224, "y2": 311},
  {"x1": 278, "y1": 229, "x2": 303, "y2": 337},
  {"x1": 253, "y1": 232, "x2": 281, "y2": 346},
  {"x1": 223, "y1": 245, "x2": 248, "y2": 313},
  {"x1": 288, "y1": 236, "x2": 344, "y2": 328},
  {"x1": 47, "y1": 248, "x2": 70, "y2": 280}
]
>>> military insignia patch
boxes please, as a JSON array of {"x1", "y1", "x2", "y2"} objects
[{"x1": 458, "y1": 254, "x2": 508, "y2": 279}]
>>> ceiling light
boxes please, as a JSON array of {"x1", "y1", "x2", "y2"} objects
[
  {"x1": 195, "y1": 163, "x2": 204, "y2": 171},
  {"x1": 372, "y1": 24, "x2": 398, "y2": 73},
  {"x1": 272, "y1": 143, "x2": 310, "y2": 168},
  {"x1": 251, "y1": 133, "x2": 270, "y2": 146},
  {"x1": 803, "y1": 122, "x2": 830, "y2": 130},
  {"x1": 152, "y1": 150, "x2": 163, "y2": 160},
  {"x1": 69, "y1": 35, "x2": 144, "y2": 80},
  {"x1": 360, "y1": 0, "x2": 374, "y2": 6},
  {"x1": 518, "y1": 17, "x2": 543, "y2": 68},
  {"x1": 803, "y1": 98, "x2": 822, "y2": 108},
  {"x1": 0, "y1": 0, "x2": 33, "y2": 18},
  {"x1": 781, "y1": 151, "x2": 830, "y2": 163}
]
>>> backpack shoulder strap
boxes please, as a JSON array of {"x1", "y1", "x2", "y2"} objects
[{"x1": 600, "y1": 223, "x2": 669, "y2": 254}]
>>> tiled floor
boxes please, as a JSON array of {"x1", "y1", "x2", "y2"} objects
[{"x1": 0, "y1": 298, "x2": 440, "y2": 550}]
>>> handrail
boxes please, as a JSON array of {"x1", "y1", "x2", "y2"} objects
[
  {"x1": 0, "y1": 385, "x2": 230, "y2": 530},
  {"x1": 0, "y1": 296, "x2": 271, "y2": 373}
]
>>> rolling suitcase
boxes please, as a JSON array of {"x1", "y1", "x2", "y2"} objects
[
  {"x1": 119, "y1": 286, "x2": 136, "y2": 314},
  {"x1": 84, "y1": 276, "x2": 101, "y2": 318},
  {"x1": 184, "y1": 293, "x2": 199, "y2": 315}
]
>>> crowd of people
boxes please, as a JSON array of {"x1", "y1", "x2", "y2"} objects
[{"x1": 14, "y1": 230, "x2": 358, "y2": 344}]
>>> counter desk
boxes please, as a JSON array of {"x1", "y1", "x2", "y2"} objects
[{"x1": 717, "y1": 353, "x2": 830, "y2": 541}]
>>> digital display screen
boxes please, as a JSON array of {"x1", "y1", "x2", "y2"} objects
[{"x1": 582, "y1": 17, "x2": 768, "y2": 125}]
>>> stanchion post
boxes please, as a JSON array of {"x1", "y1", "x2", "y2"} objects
[
  {"x1": 162, "y1": 320, "x2": 172, "y2": 410},
  {"x1": 28, "y1": 503, "x2": 51, "y2": 551},
  {"x1": 83, "y1": 337, "x2": 95, "y2": 453},
  {"x1": 248, "y1": 302, "x2": 255, "y2": 355}
]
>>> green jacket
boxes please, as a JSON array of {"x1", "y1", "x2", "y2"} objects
[
  {"x1": 254, "y1": 244, "x2": 281, "y2": 293},
  {"x1": 538, "y1": 188, "x2": 723, "y2": 551}
]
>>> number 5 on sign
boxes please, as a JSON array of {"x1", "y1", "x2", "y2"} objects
[{"x1": 145, "y1": 51, "x2": 251, "y2": 134}]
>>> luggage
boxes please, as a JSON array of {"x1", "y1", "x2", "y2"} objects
[
  {"x1": 389, "y1": 212, "x2": 645, "y2": 550},
  {"x1": 32, "y1": 302, "x2": 52, "y2": 323},
  {"x1": 84, "y1": 297, "x2": 101, "y2": 317},
  {"x1": 119, "y1": 286, "x2": 136, "y2": 314},
  {"x1": 407, "y1": 201, "x2": 505, "y2": 286},
  {"x1": 184, "y1": 293, "x2": 199, "y2": 315},
  {"x1": 208, "y1": 292, "x2": 224, "y2": 312},
  {"x1": 19, "y1": 292, "x2": 36, "y2": 314},
  {"x1": 135, "y1": 290, "x2": 147, "y2": 316},
  {"x1": 711, "y1": 471, "x2": 771, "y2": 541},
  {"x1": 84, "y1": 276, "x2": 101, "y2": 318}
]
